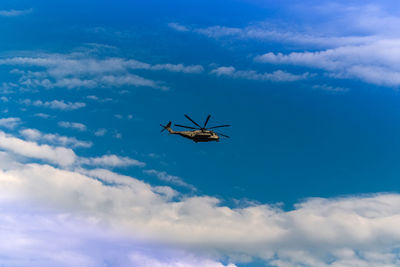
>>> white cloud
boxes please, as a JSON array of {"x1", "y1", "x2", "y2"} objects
[
  {"x1": 177, "y1": 2, "x2": 400, "y2": 48},
  {"x1": 0, "y1": 130, "x2": 76, "y2": 166},
  {"x1": 100, "y1": 74, "x2": 169, "y2": 90},
  {"x1": 0, "y1": 117, "x2": 21, "y2": 129},
  {"x1": 255, "y1": 40, "x2": 400, "y2": 86},
  {"x1": 0, "y1": 82, "x2": 18, "y2": 93},
  {"x1": 2, "y1": 153, "x2": 400, "y2": 266},
  {"x1": 0, "y1": 52, "x2": 204, "y2": 90},
  {"x1": 19, "y1": 128, "x2": 41, "y2": 139},
  {"x1": 211, "y1": 66, "x2": 312, "y2": 82},
  {"x1": 52, "y1": 77, "x2": 97, "y2": 89},
  {"x1": 94, "y1": 128, "x2": 107, "y2": 136},
  {"x1": 20, "y1": 128, "x2": 92, "y2": 148},
  {"x1": 312, "y1": 84, "x2": 349, "y2": 93},
  {"x1": 86, "y1": 95, "x2": 99, "y2": 100},
  {"x1": 86, "y1": 95, "x2": 112, "y2": 102},
  {"x1": 113, "y1": 132, "x2": 122, "y2": 139},
  {"x1": 0, "y1": 200, "x2": 235, "y2": 267},
  {"x1": 80, "y1": 154, "x2": 145, "y2": 168},
  {"x1": 128, "y1": 251, "x2": 236, "y2": 267},
  {"x1": 299, "y1": 2, "x2": 400, "y2": 38},
  {"x1": 58, "y1": 121, "x2": 87, "y2": 131},
  {"x1": 144, "y1": 169, "x2": 196, "y2": 191},
  {"x1": 114, "y1": 114, "x2": 133, "y2": 120},
  {"x1": 171, "y1": 23, "x2": 377, "y2": 48},
  {"x1": 34, "y1": 113, "x2": 52, "y2": 119},
  {"x1": 22, "y1": 99, "x2": 86, "y2": 110},
  {"x1": 0, "y1": 129, "x2": 143, "y2": 169},
  {"x1": 0, "y1": 9, "x2": 32, "y2": 17},
  {"x1": 151, "y1": 63, "x2": 203, "y2": 73},
  {"x1": 1, "y1": 128, "x2": 400, "y2": 266},
  {"x1": 168, "y1": 22, "x2": 190, "y2": 32},
  {"x1": 172, "y1": 4, "x2": 400, "y2": 88}
]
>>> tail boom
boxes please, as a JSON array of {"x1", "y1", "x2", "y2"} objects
[{"x1": 161, "y1": 122, "x2": 175, "y2": 133}]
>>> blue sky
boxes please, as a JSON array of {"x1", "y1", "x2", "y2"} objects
[{"x1": 1, "y1": 0, "x2": 400, "y2": 266}]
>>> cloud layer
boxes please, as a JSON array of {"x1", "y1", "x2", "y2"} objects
[
  {"x1": 0, "y1": 9, "x2": 32, "y2": 17},
  {"x1": 0, "y1": 52, "x2": 204, "y2": 91},
  {"x1": 80, "y1": 154, "x2": 146, "y2": 168},
  {"x1": 0, "y1": 200, "x2": 235, "y2": 267},
  {"x1": 211, "y1": 66, "x2": 312, "y2": 82},
  {"x1": 20, "y1": 128, "x2": 92, "y2": 148},
  {"x1": 169, "y1": 3, "x2": 400, "y2": 88},
  {"x1": 1, "y1": 127, "x2": 400, "y2": 266},
  {"x1": 21, "y1": 99, "x2": 86, "y2": 111},
  {"x1": 144, "y1": 169, "x2": 196, "y2": 191},
  {"x1": 255, "y1": 40, "x2": 400, "y2": 86},
  {"x1": 2, "y1": 3, "x2": 400, "y2": 266}
]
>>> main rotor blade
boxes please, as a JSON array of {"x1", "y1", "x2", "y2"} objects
[
  {"x1": 184, "y1": 114, "x2": 201, "y2": 128},
  {"x1": 207, "y1": 124, "x2": 231, "y2": 129},
  {"x1": 215, "y1": 132, "x2": 230, "y2": 138},
  {"x1": 174, "y1": 124, "x2": 198, "y2": 130},
  {"x1": 203, "y1": 114, "x2": 211, "y2": 128},
  {"x1": 160, "y1": 124, "x2": 166, "y2": 132}
]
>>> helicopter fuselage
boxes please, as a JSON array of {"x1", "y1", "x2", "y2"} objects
[
  {"x1": 169, "y1": 128, "x2": 219, "y2": 142},
  {"x1": 161, "y1": 115, "x2": 229, "y2": 143}
]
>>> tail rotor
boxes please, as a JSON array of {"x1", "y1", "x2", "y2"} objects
[{"x1": 160, "y1": 122, "x2": 172, "y2": 132}]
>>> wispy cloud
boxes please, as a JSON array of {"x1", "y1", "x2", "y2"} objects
[
  {"x1": 0, "y1": 200, "x2": 235, "y2": 267},
  {"x1": 0, "y1": 52, "x2": 204, "y2": 91},
  {"x1": 34, "y1": 113, "x2": 52, "y2": 119},
  {"x1": 169, "y1": 3, "x2": 400, "y2": 88},
  {"x1": 170, "y1": 23, "x2": 377, "y2": 48},
  {"x1": 0, "y1": 129, "x2": 142, "y2": 168},
  {"x1": 58, "y1": 121, "x2": 87, "y2": 131},
  {"x1": 94, "y1": 128, "x2": 107, "y2": 136},
  {"x1": 21, "y1": 99, "x2": 86, "y2": 110},
  {"x1": 255, "y1": 40, "x2": 400, "y2": 86},
  {"x1": 86, "y1": 95, "x2": 113, "y2": 103},
  {"x1": 1, "y1": 130, "x2": 400, "y2": 266},
  {"x1": 0, "y1": 82, "x2": 18, "y2": 93},
  {"x1": 211, "y1": 66, "x2": 312, "y2": 82},
  {"x1": 113, "y1": 131, "x2": 122, "y2": 139},
  {"x1": 80, "y1": 154, "x2": 145, "y2": 168},
  {"x1": 168, "y1": 22, "x2": 190, "y2": 32},
  {"x1": 0, "y1": 130, "x2": 76, "y2": 166},
  {"x1": 114, "y1": 114, "x2": 133, "y2": 120},
  {"x1": 170, "y1": 2, "x2": 400, "y2": 47},
  {"x1": 0, "y1": 9, "x2": 32, "y2": 17},
  {"x1": 144, "y1": 169, "x2": 196, "y2": 191},
  {"x1": 100, "y1": 74, "x2": 168, "y2": 90},
  {"x1": 1, "y1": 53, "x2": 204, "y2": 76},
  {"x1": 2, "y1": 144, "x2": 400, "y2": 266},
  {"x1": 312, "y1": 84, "x2": 349, "y2": 93},
  {"x1": 20, "y1": 128, "x2": 92, "y2": 148},
  {"x1": 0, "y1": 117, "x2": 21, "y2": 129}
]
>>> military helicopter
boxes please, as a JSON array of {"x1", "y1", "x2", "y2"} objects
[{"x1": 161, "y1": 114, "x2": 230, "y2": 142}]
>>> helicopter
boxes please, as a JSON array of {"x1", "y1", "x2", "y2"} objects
[{"x1": 161, "y1": 114, "x2": 230, "y2": 142}]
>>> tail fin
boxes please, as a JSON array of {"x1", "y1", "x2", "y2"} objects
[{"x1": 160, "y1": 122, "x2": 172, "y2": 133}]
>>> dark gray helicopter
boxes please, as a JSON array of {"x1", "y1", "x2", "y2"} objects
[{"x1": 161, "y1": 114, "x2": 230, "y2": 142}]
